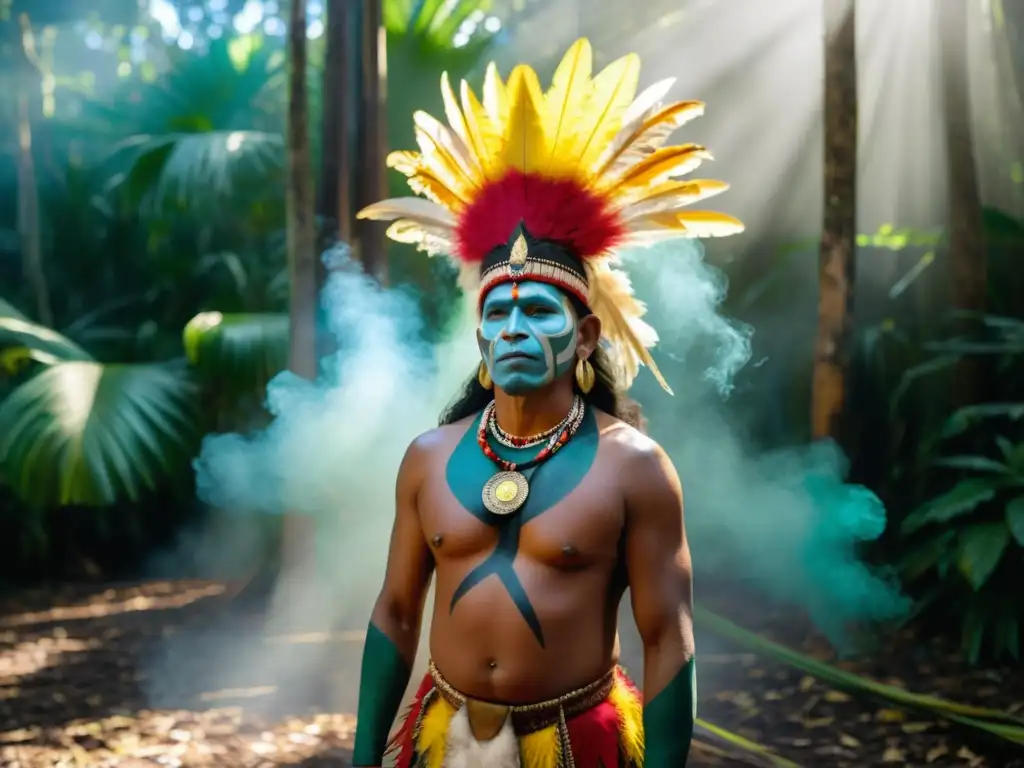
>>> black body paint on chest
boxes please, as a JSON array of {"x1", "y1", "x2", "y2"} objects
[{"x1": 444, "y1": 410, "x2": 598, "y2": 647}]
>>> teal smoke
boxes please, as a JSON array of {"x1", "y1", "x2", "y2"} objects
[{"x1": 194, "y1": 240, "x2": 908, "y2": 644}]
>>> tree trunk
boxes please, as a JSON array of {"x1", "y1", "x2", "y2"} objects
[
  {"x1": 939, "y1": 0, "x2": 987, "y2": 406},
  {"x1": 15, "y1": 14, "x2": 52, "y2": 327},
  {"x1": 811, "y1": 0, "x2": 857, "y2": 443},
  {"x1": 353, "y1": 0, "x2": 389, "y2": 284},
  {"x1": 319, "y1": 0, "x2": 388, "y2": 284},
  {"x1": 279, "y1": 0, "x2": 319, "y2": 619}
]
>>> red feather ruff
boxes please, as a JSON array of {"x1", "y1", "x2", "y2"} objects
[
  {"x1": 455, "y1": 170, "x2": 625, "y2": 264},
  {"x1": 566, "y1": 668, "x2": 643, "y2": 768},
  {"x1": 387, "y1": 673, "x2": 434, "y2": 768}
]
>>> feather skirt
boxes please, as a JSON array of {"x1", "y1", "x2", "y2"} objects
[{"x1": 388, "y1": 668, "x2": 644, "y2": 768}]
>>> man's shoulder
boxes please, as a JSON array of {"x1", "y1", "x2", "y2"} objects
[
  {"x1": 593, "y1": 410, "x2": 664, "y2": 464},
  {"x1": 405, "y1": 415, "x2": 478, "y2": 460}
]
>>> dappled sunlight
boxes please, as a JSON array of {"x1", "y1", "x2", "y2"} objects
[{"x1": 0, "y1": 582, "x2": 225, "y2": 630}]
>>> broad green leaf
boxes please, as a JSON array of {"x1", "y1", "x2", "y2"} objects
[
  {"x1": 932, "y1": 455, "x2": 1009, "y2": 474},
  {"x1": 995, "y1": 435, "x2": 1015, "y2": 462},
  {"x1": 961, "y1": 604, "x2": 987, "y2": 665},
  {"x1": 897, "y1": 529, "x2": 955, "y2": 580},
  {"x1": 1007, "y1": 496, "x2": 1024, "y2": 546},
  {"x1": 994, "y1": 613, "x2": 1021, "y2": 663},
  {"x1": 0, "y1": 299, "x2": 93, "y2": 363},
  {"x1": 890, "y1": 355, "x2": 958, "y2": 411},
  {"x1": 183, "y1": 311, "x2": 289, "y2": 391},
  {"x1": 901, "y1": 479, "x2": 1001, "y2": 534},
  {"x1": 0, "y1": 362, "x2": 199, "y2": 507},
  {"x1": 957, "y1": 522, "x2": 1011, "y2": 591},
  {"x1": 940, "y1": 402, "x2": 1024, "y2": 440}
]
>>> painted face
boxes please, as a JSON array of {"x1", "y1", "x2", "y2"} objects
[{"x1": 477, "y1": 281, "x2": 579, "y2": 395}]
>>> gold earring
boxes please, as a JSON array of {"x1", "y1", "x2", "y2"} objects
[
  {"x1": 478, "y1": 362, "x2": 493, "y2": 390},
  {"x1": 575, "y1": 357, "x2": 595, "y2": 394}
]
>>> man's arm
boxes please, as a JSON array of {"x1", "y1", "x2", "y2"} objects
[
  {"x1": 624, "y1": 441, "x2": 696, "y2": 767},
  {"x1": 351, "y1": 437, "x2": 435, "y2": 767}
]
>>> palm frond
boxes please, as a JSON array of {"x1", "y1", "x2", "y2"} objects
[
  {"x1": 695, "y1": 606, "x2": 1024, "y2": 744},
  {"x1": 0, "y1": 298, "x2": 93, "y2": 362},
  {"x1": 113, "y1": 130, "x2": 284, "y2": 213},
  {"x1": 0, "y1": 362, "x2": 200, "y2": 507},
  {"x1": 183, "y1": 311, "x2": 289, "y2": 392}
]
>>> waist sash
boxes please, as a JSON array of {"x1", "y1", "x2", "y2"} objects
[{"x1": 427, "y1": 660, "x2": 615, "y2": 738}]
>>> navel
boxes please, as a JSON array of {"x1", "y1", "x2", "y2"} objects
[{"x1": 431, "y1": 534, "x2": 444, "y2": 548}]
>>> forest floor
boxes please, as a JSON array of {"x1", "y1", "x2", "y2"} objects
[{"x1": 0, "y1": 580, "x2": 1021, "y2": 768}]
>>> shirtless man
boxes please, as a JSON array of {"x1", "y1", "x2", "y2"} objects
[{"x1": 350, "y1": 38, "x2": 743, "y2": 768}]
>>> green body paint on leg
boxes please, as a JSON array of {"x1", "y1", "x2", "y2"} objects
[
  {"x1": 352, "y1": 622, "x2": 411, "y2": 766},
  {"x1": 643, "y1": 657, "x2": 696, "y2": 767}
]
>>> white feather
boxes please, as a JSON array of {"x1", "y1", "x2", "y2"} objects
[
  {"x1": 444, "y1": 707, "x2": 521, "y2": 768},
  {"x1": 357, "y1": 197, "x2": 456, "y2": 227}
]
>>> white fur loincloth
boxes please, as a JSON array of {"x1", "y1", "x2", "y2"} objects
[{"x1": 443, "y1": 705, "x2": 521, "y2": 768}]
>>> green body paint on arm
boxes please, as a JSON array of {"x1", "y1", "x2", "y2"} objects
[
  {"x1": 643, "y1": 657, "x2": 696, "y2": 767},
  {"x1": 351, "y1": 622, "x2": 411, "y2": 766}
]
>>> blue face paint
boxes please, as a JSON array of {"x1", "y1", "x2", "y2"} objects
[{"x1": 477, "y1": 281, "x2": 579, "y2": 395}]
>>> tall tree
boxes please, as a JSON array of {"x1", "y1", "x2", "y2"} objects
[
  {"x1": 938, "y1": 0, "x2": 987, "y2": 405},
  {"x1": 811, "y1": 0, "x2": 858, "y2": 442},
  {"x1": 13, "y1": 14, "x2": 52, "y2": 326},
  {"x1": 318, "y1": 0, "x2": 388, "y2": 284},
  {"x1": 280, "y1": 0, "x2": 319, "y2": 604}
]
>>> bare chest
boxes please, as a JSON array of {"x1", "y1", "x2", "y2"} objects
[
  {"x1": 420, "y1": 473, "x2": 624, "y2": 570},
  {"x1": 421, "y1": 410, "x2": 623, "y2": 571}
]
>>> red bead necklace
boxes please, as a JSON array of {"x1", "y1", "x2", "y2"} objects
[{"x1": 476, "y1": 396, "x2": 585, "y2": 472}]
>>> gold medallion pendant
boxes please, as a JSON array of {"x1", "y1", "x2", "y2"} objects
[{"x1": 482, "y1": 471, "x2": 530, "y2": 516}]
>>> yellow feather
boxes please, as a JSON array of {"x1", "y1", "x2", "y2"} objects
[
  {"x1": 416, "y1": 696, "x2": 456, "y2": 768},
  {"x1": 543, "y1": 38, "x2": 593, "y2": 175},
  {"x1": 386, "y1": 150, "x2": 420, "y2": 176},
  {"x1": 618, "y1": 179, "x2": 730, "y2": 221},
  {"x1": 460, "y1": 79, "x2": 503, "y2": 178},
  {"x1": 413, "y1": 110, "x2": 480, "y2": 191},
  {"x1": 575, "y1": 52, "x2": 641, "y2": 170},
  {"x1": 596, "y1": 100, "x2": 706, "y2": 179},
  {"x1": 611, "y1": 144, "x2": 712, "y2": 193},
  {"x1": 587, "y1": 264, "x2": 672, "y2": 394},
  {"x1": 608, "y1": 676, "x2": 645, "y2": 766},
  {"x1": 440, "y1": 71, "x2": 471, "y2": 146},
  {"x1": 672, "y1": 211, "x2": 747, "y2": 237},
  {"x1": 385, "y1": 220, "x2": 454, "y2": 256},
  {"x1": 408, "y1": 170, "x2": 468, "y2": 209},
  {"x1": 502, "y1": 65, "x2": 549, "y2": 175},
  {"x1": 619, "y1": 77, "x2": 676, "y2": 133},
  {"x1": 482, "y1": 61, "x2": 510, "y2": 127},
  {"x1": 519, "y1": 723, "x2": 561, "y2": 768}
]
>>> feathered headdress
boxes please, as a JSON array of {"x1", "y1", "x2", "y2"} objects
[{"x1": 358, "y1": 38, "x2": 744, "y2": 393}]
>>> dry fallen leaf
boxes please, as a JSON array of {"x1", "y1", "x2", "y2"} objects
[
  {"x1": 801, "y1": 717, "x2": 836, "y2": 729},
  {"x1": 901, "y1": 721, "x2": 933, "y2": 734},
  {"x1": 839, "y1": 733, "x2": 861, "y2": 748},
  {"x1": 882, "y1": 746, "x2": 906, "y2": 763},
  {"x1": 824, "y1": 690, "x2": 851, "y2": 703},
  {"x1": 926, "y1": 745, "x2": 949, "y2": 763},
  {"x1": 799, "y1": 676, "x2": 816, "y2": 692},
  {"x1": 875, "y1": 708, "x2": 906, "y2": 723}
]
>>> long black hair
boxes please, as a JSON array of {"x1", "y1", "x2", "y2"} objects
[{"x1": 438, "y1": 298, "x2": 646, "y2": 431}]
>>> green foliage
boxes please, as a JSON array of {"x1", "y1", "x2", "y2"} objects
[
  {"x1": 183, "y1": 311, "x2": 289, "y2": 395},
  {"x1": 885, "y1": 313, "x2": 1024, "y2": 664},
  {"x1": 0, "y1": 358, "x2": 200, "y2": 507}
]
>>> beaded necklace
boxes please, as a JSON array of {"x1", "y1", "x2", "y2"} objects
[{"x1": 476, "y1": 396, "x2": 586, "y2": 515}]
